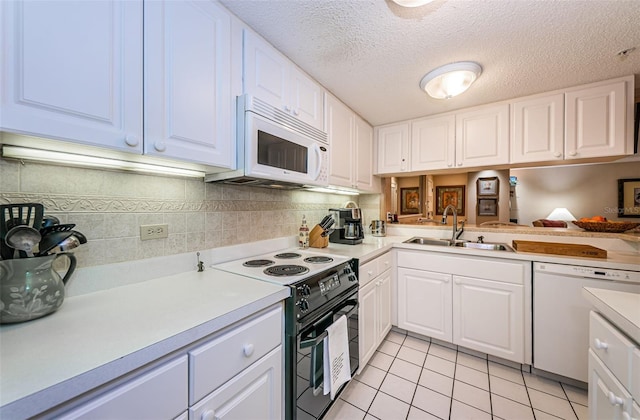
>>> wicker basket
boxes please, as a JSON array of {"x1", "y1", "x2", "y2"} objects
[{"x1": 572, "y1": 221, "x2": 640, "y2": 233}]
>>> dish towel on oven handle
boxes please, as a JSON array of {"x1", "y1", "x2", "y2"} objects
[{"x1": 323, "y1": 314, "x2": 351, "y2": 399}]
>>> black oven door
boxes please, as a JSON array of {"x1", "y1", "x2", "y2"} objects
[{"x1": 295, "y1": 293, "x2": 359, "y2": 420}]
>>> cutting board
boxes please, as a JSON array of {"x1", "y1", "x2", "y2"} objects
[{"x1": 512, "y1": 240, "x2": 607, "y2": 258}]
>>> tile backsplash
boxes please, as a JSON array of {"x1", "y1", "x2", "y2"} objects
[{"x1": 0, "y1": 159, "x2": 381, "y2": 268}]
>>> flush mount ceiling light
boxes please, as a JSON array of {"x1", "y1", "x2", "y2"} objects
[
  {"x1": 391, "y1": 0, "x2": 434, "y2": 7},
  {"x1": 419, "y1": 61, "x2": 482, "y2": 99}
]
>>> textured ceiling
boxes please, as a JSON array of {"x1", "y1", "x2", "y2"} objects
[{"x1": 220, "y1": 0, "x2": 640, "y2": 127}]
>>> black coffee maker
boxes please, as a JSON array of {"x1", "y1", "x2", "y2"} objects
[{"x1": 328, "y1": 208, "x2": 364, "y2": 245}]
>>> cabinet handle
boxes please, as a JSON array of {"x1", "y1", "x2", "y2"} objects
[
  {"x1": 284, "y1": 105, "x2": 291, "y2": 112},
  {"x1": 553, "y1": 152, "x2": 562, "y2": 158},
  {"x1": 457, "y1": 162, "x2": 463, "y2": 167},
  {"x1": 368, "y1": 270, "x2": 374, "y2": 276},
  {"x1": 201, "y1": 409, "x2": 216, "y2": 420},
  {"x1": 568, "y1": 150, "x2": 577, "y2": 156},
  {"x1": 154, "y1": 141, "x2": 167, "y2": 152},
  {"x1": 454, "y1": 279, "x2": 461, "y2": 284},
  {"x1": 594, "y1": 338, "x2": 609, "y2": 350},
  {"x1": 447, "y1": 163, "x2": 453, "y2": 167},
  {"x1": 243, "y1": 344, "x2": 254, "y2": 357},
  {"x1": 293, "y1": 108, "x2": 300, "y2": 116},
  {"x1": 124, "y1": 135, "x2": 139, "y2": 147},
  {"x1": 608, "y1": 391, "x2": 624, "y2": 406}
]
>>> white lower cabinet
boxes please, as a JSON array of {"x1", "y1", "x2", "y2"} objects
[
  {"x1": 588, "y1": 311, "x2": 639, "y2": 420},
  {"x1": 452, "y1": 276, "x2": 524, "y2": 361},
  {"x1": 397, "y1": 268, "x2": 452, "y2": 342},
  {"x1": 396, "y1": 251, "x2": 530, "y2": 364},
  {"x1": 358, "y1": 252, "x2": 392, "y2": 370},
  {"x1": 190, "y1": 346, "x2": 282, "y2": 420},
  {"x1": 58, "y1": 356, "x2": 188, "y2": 419}
]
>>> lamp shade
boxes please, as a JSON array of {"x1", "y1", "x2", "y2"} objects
[
  {"x1": 420, "y1": 62, "x2": 482, "y2": 99},
  {"x1": 546, "y1": 208, "x2": 577, "y2": 222}
]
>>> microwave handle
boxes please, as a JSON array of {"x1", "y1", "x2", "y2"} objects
[
  {"x1": 299, "y1": 300, "x2": 358, "y2": 348},
  {"x1": 311, "y1": 143, "x2": 322, "y2": 181}
]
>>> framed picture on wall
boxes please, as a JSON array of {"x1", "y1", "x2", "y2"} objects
[
  {"x1": 400, "y1": 187, "x2": 420, "y2": 215},
  {"x1": 477, "y1": 198, "x2": 498, "y2": 216},
  {"x1": 436, "y1": 185, "x2": 465, "y2": 215},
  {"x1": 618, "y1": 178, "x2": 640, "y2": 218},
  {"x1": 477, "y1": 177, "x2": 499, "y2": 196}
]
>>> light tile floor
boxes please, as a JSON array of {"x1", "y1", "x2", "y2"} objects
[{"x1": 325, "y1": 330, "x2": 588, "y2": 420}]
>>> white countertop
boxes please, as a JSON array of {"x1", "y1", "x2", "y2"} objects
[
  {"x1": 583, "y1": 287, "x2": 640, "y2": 343},
  {"x1": 0, "y1": 269, "x2": 289, "y2": 419}
]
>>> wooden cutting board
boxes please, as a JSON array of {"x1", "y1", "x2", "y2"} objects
[{"x1": 512, "y1": 240, "x2": 607, "y2": 258}]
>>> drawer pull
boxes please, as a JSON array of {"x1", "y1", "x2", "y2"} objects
[
  {"x1": 608, "y1": 391, "x2": 624, "y2": 406},
  {"x1": 201, "y1": 409, "x2": 215, "y2": 420},
  {"x1": 594, "y1": 338, "x2": 609, "y2": 350},
  {"x1": 243, "y1": 344, "x2": 254, "y2": 357},
  {"x1": 368, "y1": 271, "x2": 373, "y2": 276}
]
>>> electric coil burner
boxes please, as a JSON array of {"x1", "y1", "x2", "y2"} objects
[
  {"x1": 242, "y1": 259, "x2": 274, "y2": 267},
  {"x1": 264, "y1": 265, "x2": 309, "y2": 277},
  {"x1": 274, "y1": 252, "x2": 301, "y2": 259},
  {"x1": 303, "y1": 256, "x2": 334, "y2": 264}
]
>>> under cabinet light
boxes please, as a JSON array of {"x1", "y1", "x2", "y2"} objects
[{"x1": 1, "y1": 145, "x2": 206, "y2": 178}]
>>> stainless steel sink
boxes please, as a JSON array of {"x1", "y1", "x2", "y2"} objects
[
  {"x1": 403, "y1": 237, "x2": 453, "y2": 246},
  {"x1": 404, "y1": 237, "x2": 514, "y2": 251},
  {"x1": 453, "y1": 242, "x2": 514, "y2": 252}
]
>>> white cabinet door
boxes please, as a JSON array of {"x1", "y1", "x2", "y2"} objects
[
  {"x1": 411, "y1": 114, "x2": 456, "y2": 170},
  {"x1": 455, "y1": 104, "x2": 509, "y2": 168},
  {"x1": 397, "y1": 268, "x2": 452, "y2": 342},
  {"x1": 190, "y1": 347, "x2": 282, "y2": 420},
  {"x1": 326, "y1": 94, "x2": 354, "y2": 188},
  {"x1": 289, "y1": 66, "x2": 324, "y2": 131},
  {"x1": 565, "y1": 80, "x2": 629, "y2": 159},
  {"x1": 376, "y1": 270, "x2": 392, "y2": 344},
  {"x1": 354, "y1": 115, "x2": 375, "y2": 192},
  {"x1": 452, "y1": 275, "x2": 524, "y2": 363},
  {"x1": 0, "y1": 0, "x2": 143, "y2": 152},
  {"x1": 358, "y1": 280, "x2": 378, "y2": 369},
  {"x1": 375, "y1": 123, "x2": 410, "y2": 174},
  {"x1": 58, "y1": 356, "x2": 188, "y2": 419},
  {"x1": 243, "y1": 30, "x2": 323, "y2": 131},
  {"x1": 144, "y1": 0, "x2": 233, "y2": 167},
  {"x1": 589, "y1": 350, "x2": 631, "y2": 420},
  {"x1": 510, "y1": 93, "x2": 564, "y2": 163}
]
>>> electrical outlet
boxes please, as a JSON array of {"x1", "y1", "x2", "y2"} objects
[{"x1": 140, "y1": 224, "x2": 168, "y2": 241}]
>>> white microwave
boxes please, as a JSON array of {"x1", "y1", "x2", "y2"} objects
[{"x1": 206, "y1": 95, "x2": 329, "y2": 188}]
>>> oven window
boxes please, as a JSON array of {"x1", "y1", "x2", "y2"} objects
[{"x1": 257, "y1": 130, "x2": 308, "y2": 174}]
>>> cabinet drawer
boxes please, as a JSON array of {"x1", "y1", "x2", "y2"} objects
[
  {"x1": 377, "y1": 252, "x2": 392, "y2": 274},
  {"x1": 189, "y1": 305, "x2": 283, "y2": 405},
  {"x1": 190, "y1": 346, "x2": 282, "y2": 420},
  {"x1": 359, "y1": 259, "x2": 379, "y2": 287},
  {"x1": 59, "y1": 356, "x2": 188, "y2": 419},
  {"x1": 589, "y1": 311, "x2": 634, "y2": 388}
]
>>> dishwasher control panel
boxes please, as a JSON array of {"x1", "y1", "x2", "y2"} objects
[{"x1": 535, "y1": 262, "x2": 640, "y2": 283}]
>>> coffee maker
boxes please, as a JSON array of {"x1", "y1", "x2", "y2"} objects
[{"x1": 328, "y1": 208, "x2": 364, "y2": 245}]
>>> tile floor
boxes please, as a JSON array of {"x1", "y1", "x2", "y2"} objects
[{"x1": 325, "y1": 330, "x2": 588, "y2": 420}]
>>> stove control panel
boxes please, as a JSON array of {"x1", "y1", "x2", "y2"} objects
[{"x1": 319, "y1": 274, "x2": 341, "y2": 295}]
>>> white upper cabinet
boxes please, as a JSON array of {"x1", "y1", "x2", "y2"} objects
[
  {"x1": 510, "y1": 93, "x2": 565, "y2": 163},
  {"x1": 243, "y1": 30, "x2": 324, "y2": 131},
  {"x1": 411, "y1": 114, "x2": 456, "y2": 171},
  {"x1": 0, "y1": 0, "x2": 143, "y2": 152},
  {"x1": 145, "y1": 0, "x2": 233, "y2": 167},
  {"x1": 326, "y1": 93, "x2": 376, "y2": 191},
  {"x1": 565, "y1": 77, "x2": 633, "y2": 159},
  {"x1": 455, "y1": 103, "x2": 510, "y2": 168},
  {"x1": 375, "y1": 123, "x2": 410, "y2": 174}
]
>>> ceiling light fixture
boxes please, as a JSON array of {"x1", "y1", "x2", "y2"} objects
[
  {"x1": 391, "y1": 0, "x2": 434, "y2": 7},
  {"x1": 419, "y1": 61, "x2": 482, "y2": 99}
]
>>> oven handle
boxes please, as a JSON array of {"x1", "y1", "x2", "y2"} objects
[{"x1": 299, "y1": 299, "x2": 358, "y2": 348}]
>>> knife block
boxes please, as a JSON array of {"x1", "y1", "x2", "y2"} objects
[{"x1": 309, "y1": 225, "x2": 328, "y2": 248}]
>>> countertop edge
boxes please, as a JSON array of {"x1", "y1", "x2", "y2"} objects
[{"x1": 582, "y1": 287, "x2": 640, "y2": 344}]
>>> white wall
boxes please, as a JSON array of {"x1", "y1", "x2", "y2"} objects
[{"x1": 510, "y1": 160, "x2": 640, "y2": 226}]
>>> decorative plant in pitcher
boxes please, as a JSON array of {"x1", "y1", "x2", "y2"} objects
[{"x1": 0, "y1": 203, "x2": 86, "y2": 323}]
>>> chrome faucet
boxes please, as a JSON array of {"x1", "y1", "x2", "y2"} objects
[{"x1": 441, "y1": 204, "x2": 465, "y2": 242}]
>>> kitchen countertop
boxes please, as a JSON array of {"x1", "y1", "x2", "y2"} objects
[
  {"x1": 0, "y1": 269, "x2": 289, "y2": 419},
  {"x1": 583, "y1": 287, "x2": 640, "y2": 343}
]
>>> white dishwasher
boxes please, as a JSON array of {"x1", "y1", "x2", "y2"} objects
[{"x1": 533, "y1": 262, "x2": 640, "y2": 383}]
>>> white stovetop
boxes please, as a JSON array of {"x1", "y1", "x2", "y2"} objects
[{"x1": 212, "y1": 248, "x2": 351, "y2": 285}]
